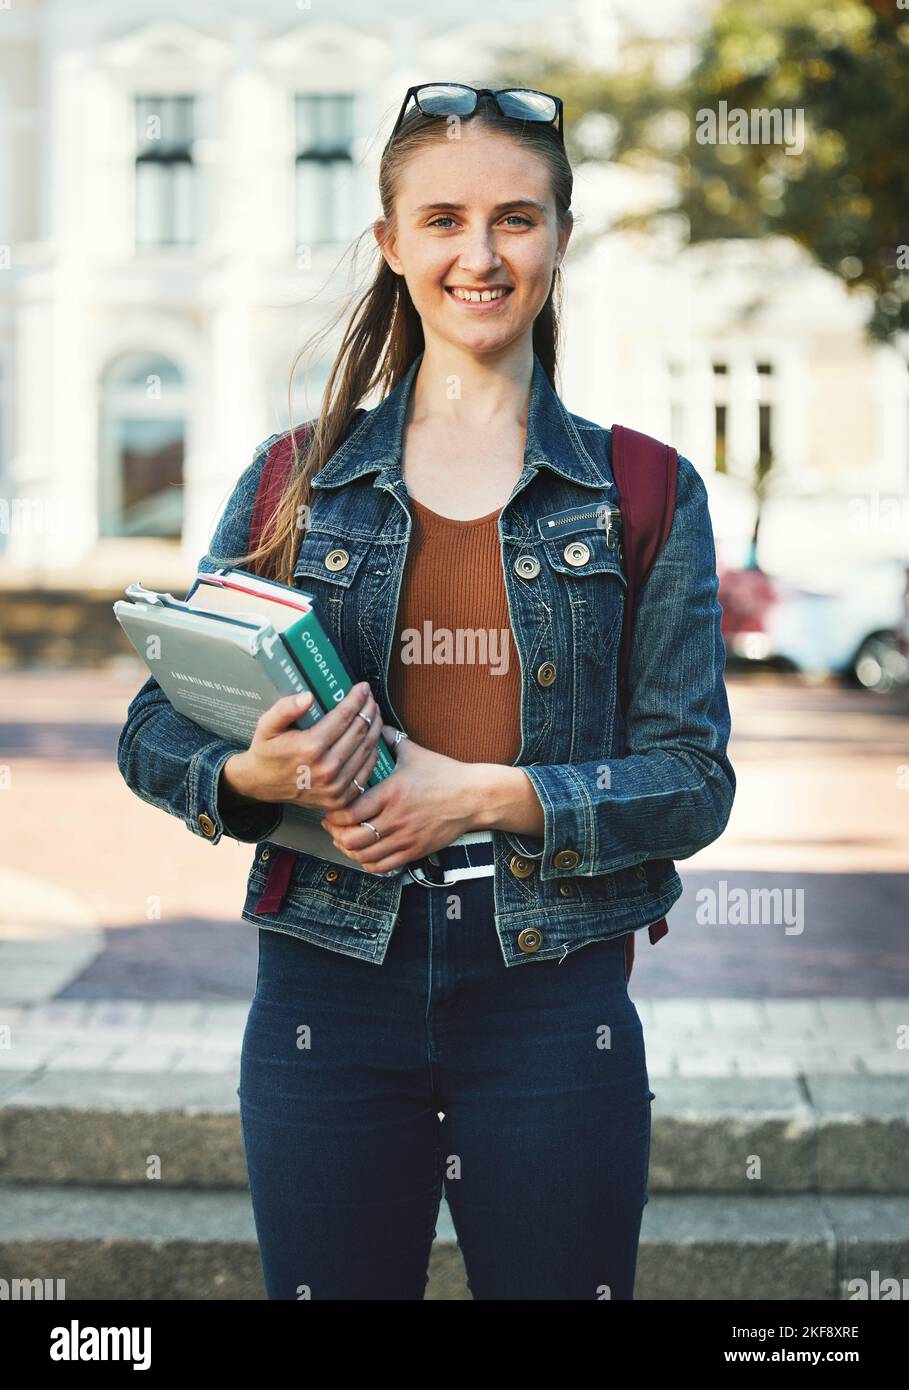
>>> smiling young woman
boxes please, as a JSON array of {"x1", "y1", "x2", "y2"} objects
[{"x1": 117, "y1": 82, "x2": 735, "y2": 1301}]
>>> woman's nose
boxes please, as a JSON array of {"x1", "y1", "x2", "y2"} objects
[{"x1": 457, "y1": 247, "x2": 502, "y2": 274}]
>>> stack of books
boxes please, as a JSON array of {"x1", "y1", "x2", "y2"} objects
[{"x1": 113, "y1": 567, "x2": 402, "y2": 876}]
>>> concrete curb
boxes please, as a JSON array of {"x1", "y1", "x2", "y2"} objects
[
  {"x1": 0, "y1": 1070, "x2": 906, "y2": 1193},
  {"x1": 1, "y1": 1188, "x2": 906, "y2": 1300}
]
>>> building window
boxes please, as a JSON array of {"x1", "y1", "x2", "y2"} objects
[
  {"x1": 756, "y1": 359, "x2": 775, "y2": 479},
  {"x1": 295, "y1": 95, "x2": 357, "y2": 246},
  {"x1": 98, "y1": 353, "x2": 186, "y2": 539},
  {"x1": 714, "y1": 403, "x2": 727, "y2": 474},
  {"x1": 758, "y1": 403, "x2": 772, "y2": 459},
  {"x1": 711, "y1": 359, "x2": 729, "y2": 473},
  {"x1": 135, "y1": 96, "x2": 196, "y2": 248}
]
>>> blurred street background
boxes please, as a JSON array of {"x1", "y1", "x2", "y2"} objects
[
  {"x1": 1, "y1": 664, "x2": 907, "y2": 1000},
  {"x1": 0, "y1": 0, "x2": 907, "y2": 1302}
]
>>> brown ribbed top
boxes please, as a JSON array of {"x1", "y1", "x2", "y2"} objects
[{"x1": 387, "y1": 493, "x2": 522, "y2": 764}]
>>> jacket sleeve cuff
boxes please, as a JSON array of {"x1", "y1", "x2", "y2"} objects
[
  {"x1": 502, "y1": 829, "x2": 544, "y2": 860},
  {"x1": 518, "y1": 763, "x2": 595, "y2": 881},
  {"x1": 186, "y1": 741, "x2": 283, "y2": 845}
]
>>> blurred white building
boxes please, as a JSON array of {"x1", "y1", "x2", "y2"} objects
[{"x1": 0, "y1": 0, "x2": 907, "y2": 594}]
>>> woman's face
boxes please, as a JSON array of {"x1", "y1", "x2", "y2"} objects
[{"x1": 376, "y1": 124, "x2": 572, "y2": 357}]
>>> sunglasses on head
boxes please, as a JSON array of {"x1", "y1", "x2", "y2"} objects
[{"x1": 386, "y1": 83, "x2": 564, "y2": 150}]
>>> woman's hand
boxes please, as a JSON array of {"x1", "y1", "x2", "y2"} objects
[
  {"x1": 220, "y1": 682, "x2": 385, "y2": 812},
  {"x1": 320, "y1": 729, "x2": 483, "y2": 874}
]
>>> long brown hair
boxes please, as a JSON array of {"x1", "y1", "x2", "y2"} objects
[{"x1": 231, "y1": 92, "x2": 574, "y2": 586}]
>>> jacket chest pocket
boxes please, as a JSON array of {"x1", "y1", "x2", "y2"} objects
[
  {"x1": 540, "y1": 529, "x2": 627, "y2": 669},
  {"x1": 292, "y1": 531, "x2": 370, "y2": 653}
]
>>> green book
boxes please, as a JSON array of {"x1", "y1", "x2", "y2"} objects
[{"x1": 187, "y1": 568, "x2": 397, "y2": 784}]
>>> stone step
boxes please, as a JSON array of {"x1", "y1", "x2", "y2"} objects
[
  {"x1": 0, "y1": 1070, "x2": 906, "y2": 1193},
  {"x1": 1, "y1": 1185, "x2": 906, "y2": 1300}
]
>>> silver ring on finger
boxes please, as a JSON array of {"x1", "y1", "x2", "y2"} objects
[
  {"x1": 360, "y1": 820, "x2": 381, "y2": 842},
  {"x1": 357, "y1": 710, "x2": 372, "y2": 728},
  {"x1": 351, "y1": 777, "x2": 366, "y2": 794}
]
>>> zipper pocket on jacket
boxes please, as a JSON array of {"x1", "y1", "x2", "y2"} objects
[{"x1": 537, "y1": 505, "x2": 622, "y2": 548}]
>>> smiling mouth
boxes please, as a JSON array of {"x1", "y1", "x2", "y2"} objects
[{"x1": 445, "y1": 286, "x2": 514, "y2": 304}]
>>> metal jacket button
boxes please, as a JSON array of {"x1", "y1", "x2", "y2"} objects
[
  {"x1": 325, "y1": 548, "x2": 350, "y2": 571},
  {"x1": 536, "y1": 661, "x2": 556, "y2": 686},
  {"x1": 514, "y1": 554, "x2": 541, "y2": 579},
  {"x1": 558, "y1": 882, "x2": 576, "y2": 897},
  {"x1": 324, "y1": 867, "x2": 340, "y2": 882},
  {"x1": 563, "y1": 540, "x2": 591, "y2": 567},
  {"x1": 517, "y1": 927, "x2": 543, "y2": 954},
  {"x1": 508, "y1": 854, "x2": 536, "y2": 879},
  {"x1": 198, "y1": 813, "x2": 216, "y2": 837},
  {"x1": 554, "y1": 848, "x2": 580, "y2": 870},
  {"x1": 635, "y1": 865, "x2": 648, "y2": 882}
]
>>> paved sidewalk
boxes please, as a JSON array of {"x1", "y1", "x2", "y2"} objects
[
  {"x1": 0, "y1": 868, "x2": 103, "y2": 1005},
  {"x1": 1, "y1": 996, "x2": 906, "y2": 1079}
]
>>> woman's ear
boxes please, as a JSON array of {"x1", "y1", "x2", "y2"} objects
[
  {"x1": 556, "y1": 210, "x2": 574, "y2": 267},
  {"x1": 374, "y1": 217, "x2": 403, "y2": 276}
]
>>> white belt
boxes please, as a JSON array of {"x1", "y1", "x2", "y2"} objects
[
  {"x1": 403, "y1": 831, "x2": 495, "y2": 887},
  {"x1": 426, "y1": 864, "x2": 496, "y2": 883}
]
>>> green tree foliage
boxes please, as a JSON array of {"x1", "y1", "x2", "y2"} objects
[{"x1": 500, "y1": 0, "x2": 909, "y2": 343}]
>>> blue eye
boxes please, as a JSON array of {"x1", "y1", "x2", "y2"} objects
[{"x1": 427, "y1": 214, "x2": 534, "y2": 229}]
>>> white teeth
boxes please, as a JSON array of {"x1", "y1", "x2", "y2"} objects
[{"x1": 449, "y1": 287, "x2": 510, "y2": 302}]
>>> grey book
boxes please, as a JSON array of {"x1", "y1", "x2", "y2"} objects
[{"x1": 113, "y1": 587, "x2": 403, "y2": 877}]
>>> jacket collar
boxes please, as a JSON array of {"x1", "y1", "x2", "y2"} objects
[{"x1": 310, "y1": 349, "x2": 607, "y2": 492}]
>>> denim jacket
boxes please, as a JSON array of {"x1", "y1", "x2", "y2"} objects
[{"x1": 117, "y1": 349, "x2": 735, "y2": 967}]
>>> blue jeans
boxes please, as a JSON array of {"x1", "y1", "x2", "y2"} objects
[{"x1": 238, "y1": 871, "x2": 655, "y2": 1300}]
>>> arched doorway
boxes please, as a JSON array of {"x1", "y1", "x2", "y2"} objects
[{"x1": 98, "y1": 352, "x2": 186, "y2": 538}]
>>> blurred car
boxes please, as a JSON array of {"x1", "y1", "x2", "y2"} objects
[
  {"x1": 717, "y1": 564, "x2": 781, "y2": 664},
  {"x1": 719, "y1": 560, "x2": 909, "y2": 693}
]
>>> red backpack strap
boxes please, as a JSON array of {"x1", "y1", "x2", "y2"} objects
[
  {"x1": 611, "y1": 424, "x2": 679, "y2": 968},
  {"x1": 248, "y1": 423, "x2": 314, "y2": 564},
  {"x1": 249, "y1": 409, "x2": 366, "y2": 557},
  {"x1": 611, "y1": 424, "x2": 678, "y2": 715}
]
